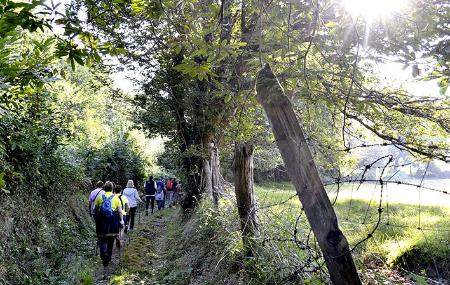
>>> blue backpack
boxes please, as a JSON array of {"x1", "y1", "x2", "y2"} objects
[{"x1": 99, "y1": 194, "x2": 114, "y2": 218}]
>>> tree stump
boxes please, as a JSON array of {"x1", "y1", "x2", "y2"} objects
[{"x1": 234, "y1": 142, "x2": 259, "y2": 256}]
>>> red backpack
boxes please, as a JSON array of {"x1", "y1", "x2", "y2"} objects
[{"x1": 166, "y1": 180, "x2": 173, "y2": 190}]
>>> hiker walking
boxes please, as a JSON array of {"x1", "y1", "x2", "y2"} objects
[
  {"x1": 166, "y1": 178, "x2": 175, "y2": 208},
  {"x1": 155, "y1": 178, "x2": 165, "y2": 210},
  {"x1": 156, "y1": 178, "x2": 166, "y2": 208},
  {"x1": 122, "y1": 179, "x2": 142, "y2": 231},
  {"x1": 89, "y1": 181, "x2": 104, "y2": 217},
  {"x1": 114, "y1": 185, "x2": 129, "y2": 240},
  {"x1": 144, "y1": 176, "x2": 156, "y2": 215},
  {"x1": 94, "y1": 181, "x2": 124, "y2": 278}
]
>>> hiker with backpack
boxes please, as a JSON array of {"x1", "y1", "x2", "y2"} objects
[
  {"x1": 122, "y1": 180, "x2": 142, "y2": 231},
  {"x1": 166, "y1": 178, "x2": 175, "y2": 208},
  {"x1": 144, "y1": 176, "x2": 157, "y2": 215},
  {"x1": 89, "y1": 181, "x2": 104, "y2": 218},
  {"x1": 155, "y1": 178, "x2": 165, "y2": 210},
  {"x1": 94, "y1": 181, "x2": 124, "y2": 277}
]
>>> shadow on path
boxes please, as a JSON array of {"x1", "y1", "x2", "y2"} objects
[{"x1": 94, "y1": 207, "x2": 177, "y2": 284}]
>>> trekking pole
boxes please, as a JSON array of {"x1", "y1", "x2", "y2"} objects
[{"x1": 118, "y1": 231, "x2": 122, "y2": 266}]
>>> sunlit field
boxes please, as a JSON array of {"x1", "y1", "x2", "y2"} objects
[
  {"x1": 257, "y1": 179, "x2": 450, "y2": 207},
  {"x1": 255, "y1": 180, "x2": 450, "y2": 280}
]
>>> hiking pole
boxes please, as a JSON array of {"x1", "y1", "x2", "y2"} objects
[{"x1": 118, "y1": 231, "x2": 122, "y2": 266}]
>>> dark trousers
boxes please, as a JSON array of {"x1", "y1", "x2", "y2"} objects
[
  {"x1": 145, "y1": 196, "x2": 155, "y2": 213},
  {"x1": 98, "y1": 237, "x2": 115, "y2": 267},
  {"x1": 129, "y1": 207, "x2": 137, "y2": 230},
  {"x1": 156, "y1": 200, "x2": 164, "y2": 210}
]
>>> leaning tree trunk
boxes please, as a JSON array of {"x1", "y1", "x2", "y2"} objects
[
  {"x1": 234, "y1": 142, "x2": 259, "y2": 256},
  {"x1": 256, "y1": 64, "x2": 362, "y2": 285}
]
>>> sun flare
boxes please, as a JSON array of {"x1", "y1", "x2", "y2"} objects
[{"x1": 343, "y1": 0, "x2": 408, "y2": 20}]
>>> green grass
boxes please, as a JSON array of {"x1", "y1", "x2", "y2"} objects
[
  {"x1": 78, "y1": 269, "x2": 94, "y2": 285},
  {"x1": 110, "y1": 208, "x2": 193, "y2": 285},
  {"x1": 254, "y1": 182, "x2": 450, "y2": 280}
]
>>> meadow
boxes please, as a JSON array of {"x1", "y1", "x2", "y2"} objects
[{"x1": 254, "y1": 180, "x2": 450, "y2": 282}]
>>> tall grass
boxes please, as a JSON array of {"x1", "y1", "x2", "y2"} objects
[{"x1": 255, "y1": 182, "x2": 450, "y2": 281}]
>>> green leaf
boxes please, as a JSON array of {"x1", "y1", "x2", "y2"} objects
[
  {"x1": 409, "y1": 273, "x2": 428, "y2": 285},
  {"x1": 437, "y1": 77, "x2": 448, "y2": 95},
  {"x1": 0, "y1": 172, "x2": 5, "y2": 189},
  {"x1": 325, "y1": 21, "x2": 337, "y2": 28}
]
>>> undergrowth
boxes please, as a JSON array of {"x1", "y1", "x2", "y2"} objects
[{"x1": 0, "y1": 188, "x2": 97, "y2": 285}]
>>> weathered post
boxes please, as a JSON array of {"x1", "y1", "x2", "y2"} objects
[
  {"x1": 203, "y1": 158, "x2": 213, "y2": 199},
  {"x1": 234, "y1": 142, "x2": 259, "y2": 256},
  {"x1": 210, "y1": 143, "x2": 222, "y2": 205},
  {"x1": 256, "y1": 64, "x2": 362, "y2": 285},
  {"x1": 204, "y1": 143, "x2": 222, "y2": 206}
]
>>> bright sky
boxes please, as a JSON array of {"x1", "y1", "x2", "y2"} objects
[
  {"x1": 343, "y1": 0, "x2": 408, "y2": 20},
  {"x1": 343, "y1": 0, "x2": 448, "y2": 97},
  {"x1": 110, "y1": 69, "x2": 136, "y2": 92},
  {"x1": 375, "y1": 62, "x2": 447, "y2": 97}
]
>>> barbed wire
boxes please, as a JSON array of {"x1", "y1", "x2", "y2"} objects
[{"x1": 221, "y1": 149, "x2": 450, "y2": 283}]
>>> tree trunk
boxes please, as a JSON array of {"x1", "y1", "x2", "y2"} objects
[
  {"x1": 203, "y1": 143, "x2": 223, "y2": 206},
  {"x1": 256, "y1": 64, "x2": 362, "y2": 285},
  {"x1": 234, "y1": 142, "x2": 259, "y2": 256},
  {"x1": 203, "y1": 158, "x2": 213, "y2": 199},
  {"x1": 210, "y1": 143, "x2": 222, "y2": 205},
  {"x1": 180, "y1": 154, "x2": 203, "y2": 209}
]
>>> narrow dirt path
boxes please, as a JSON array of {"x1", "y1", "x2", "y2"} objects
[
  {"x1": 93, "y1": 233, "x2": 125, "y2": 285},
  {"x1": 94, "y1": 207, "x2": 177, "y2": 284}
]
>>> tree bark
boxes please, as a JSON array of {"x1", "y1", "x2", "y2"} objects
[
  {"x1": 203, "y1": 158, "x2": 213, "y2": 199},
  {"x1": 210, "y1": 143, "x2": 223, "y2": 205},
  {"x1": 234, "y1": 142, "x2": 259, "y2": 256},
  {"x1": 256, "y1": 64, "x2": 362, "y2": 285}
]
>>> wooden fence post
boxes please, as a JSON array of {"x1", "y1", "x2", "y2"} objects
[
  {"x1": 234, "y1": 142, "x2": 259, "y2": 256},
  {"x1": 256, "y1": 64, "x2": 362, "y2": 285},
  {"x1": 210, "y1": 143, "x2": 222, "y2": 205},
  {"x1": 204, "y1": 143, "x2": 222, "y2": 205},
  {"x1": 203, "y1": 158, "x2": 213, "y2": 200}
]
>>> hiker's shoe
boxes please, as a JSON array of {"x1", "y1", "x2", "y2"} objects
[{"x1": 102, "y1": 266, "x2": 109, "y2": 280}]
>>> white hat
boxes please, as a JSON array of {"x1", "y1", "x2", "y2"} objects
[{"x1": 126, "y1": 180, "x2": 134, "y2": 188}]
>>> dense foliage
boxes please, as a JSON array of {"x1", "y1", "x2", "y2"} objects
[{"x1": 0, "y1": 10, "x2": 148, "y2": 283}]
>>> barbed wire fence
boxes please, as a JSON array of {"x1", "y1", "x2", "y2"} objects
[{"x1": 214, "y1": 140, "x2": 450, "y2": 285}]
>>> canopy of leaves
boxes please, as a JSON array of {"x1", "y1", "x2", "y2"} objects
[{"x1": 73, "y1": 0, "x2": 449, "y2": 177}]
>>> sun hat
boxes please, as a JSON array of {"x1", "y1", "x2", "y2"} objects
[{"x1": 126, "y1": 180, "x2": 134, "y2": 188}]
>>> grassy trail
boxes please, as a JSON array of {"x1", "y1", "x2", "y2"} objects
[{"x1": 93, "y1": 207, "x2": 178, "y2": 285}]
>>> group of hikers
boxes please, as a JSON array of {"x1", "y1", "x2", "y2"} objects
[{"x1": 88, "y1": 176, "x2": 181, "y2": 277}]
